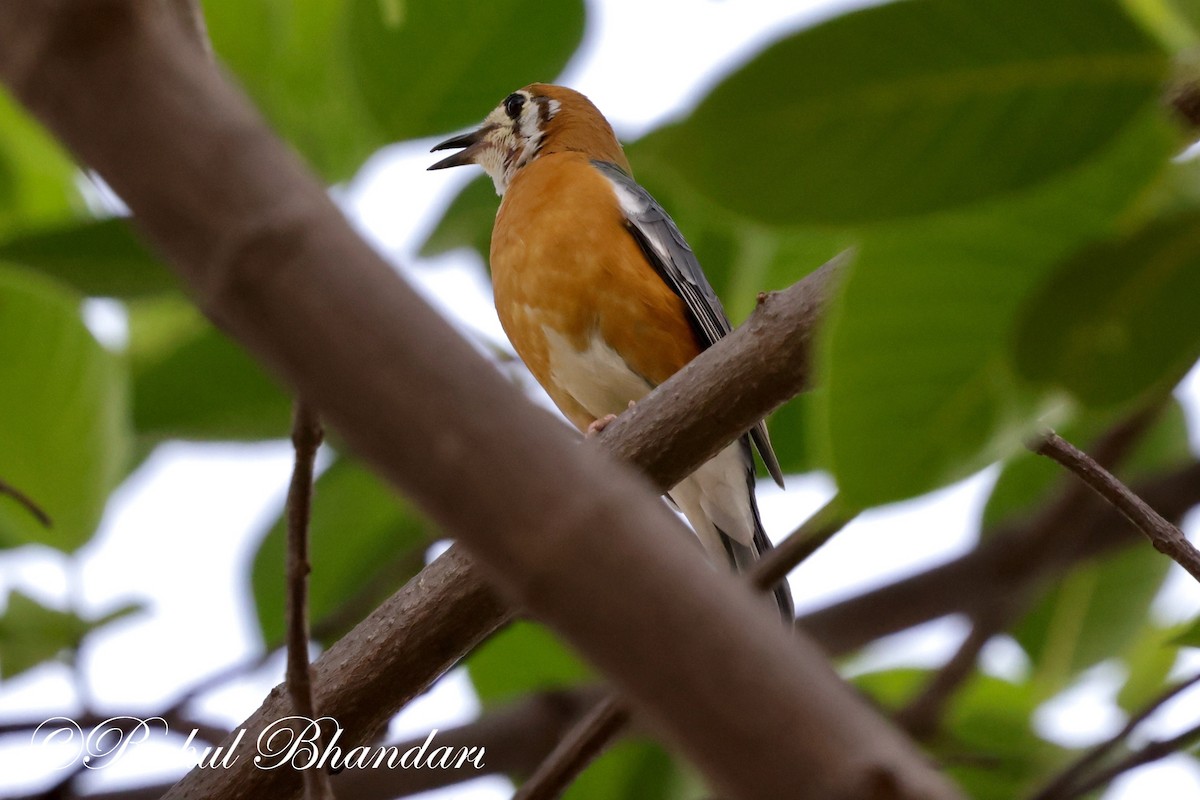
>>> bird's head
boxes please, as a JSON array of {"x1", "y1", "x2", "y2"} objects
[{"x1": 429, "y1": 83, "x2": 630, "y2": 195}]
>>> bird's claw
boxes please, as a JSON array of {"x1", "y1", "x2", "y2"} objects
[{"x1": 586, "y1": 414, "x2": 619, "y2": 438}]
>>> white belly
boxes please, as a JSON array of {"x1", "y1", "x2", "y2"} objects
[
  {"x1": 542, "y1": 326, "x2": 654, "y2": 418},
  {"x1": 542, "y1": 324, "x2": 756, "y2": 563}
]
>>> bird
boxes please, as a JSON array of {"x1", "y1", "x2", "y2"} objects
[{"x1": 429, "y1": 83, "x2": 793, "y2": 620}]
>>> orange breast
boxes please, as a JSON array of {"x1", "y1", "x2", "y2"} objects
[{"x1": 490, "y1": 153, "x2": 702, "y2": 431}]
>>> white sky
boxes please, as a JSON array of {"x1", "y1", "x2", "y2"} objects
[{"x1": 3, "y1": 1, "x2": 1200, "y2": 798}]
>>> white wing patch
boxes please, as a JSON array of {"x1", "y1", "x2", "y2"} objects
[
  {"x1": 542, "y1": 326, "x2": 654, "y2": 419},
  {"x1": 604, "y1": 177, "x2": 675, "y2": 265}
]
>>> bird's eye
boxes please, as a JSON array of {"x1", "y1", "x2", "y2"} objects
[{"x1": 503, "y1": 93, "x2": 525, "y2": 120}]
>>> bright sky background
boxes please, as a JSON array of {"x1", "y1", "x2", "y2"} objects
[{"x1": 2, "y1": 1, "x2": 1200, "y2": 798}]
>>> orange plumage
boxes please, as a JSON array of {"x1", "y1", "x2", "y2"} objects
[
  {"x1": 491, "y1": 151, "x2": 701, "y2": 430},
  {"x1": 429, "y1": 84, "x2": 793, "y2": 620}
]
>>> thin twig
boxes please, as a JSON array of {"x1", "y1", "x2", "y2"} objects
[
  {"x1": 514, "y1": 498, "x2": 857, "y2": 799},
  {"x1": 1059, "y1": 720, "x2": 1200, "y2": 800},
  {"x1": 0, "y1": 477, "x2": 52, "y2": 527},
  {"x1": 1029, "y1": 672, "x2": 1200, "y2": 800},
  {"x1": 1032, "y1": 430, "x2": 1200, "y2": 583},
  {"x1": 894, "y1": 607, "x2": 1012, "y2": 741},
  {"x1": 513, "y1": 691, "x2": 629, "y2": 800},
  {"x1": 285, "y1": 401, "x2": 334, "y2": 800},
  {"x1": 751, "y1": 494, "x2": 856, "y2": 591}
]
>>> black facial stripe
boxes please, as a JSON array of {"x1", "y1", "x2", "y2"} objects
[{"x1": 536, "y1": 97, "x2": 551, "y2": 125}]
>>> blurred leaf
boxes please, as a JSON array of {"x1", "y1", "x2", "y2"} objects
[
  {"x1": 856, "y1": 669, "x2": 1058, "y2": 799},
  {"x1": 418, "y1": 175, "x2": 497, "y2": 258},
  {"x1": 981, "y1": 400, "x2": 1191, "y2": 531},
  {"x1": 1014, "y1": 214, "x2": 1200, "y2": 409},
  {"x1": 203, "y1": 0, "x2": 382, "y2": 179},
  {"x1": 765, "y1": 392, "x2": 819, "y2": 476},
  {"x1": 656, "y1": 0, "x2": 1166, "y2": 225},
  {"x1": 205, "y1": 0, "x2": 583, "y2": 179},
  {"x1": 0, "y1": 218, "x2": 176, "y2": 298},
  {"x1": 0, "y1": 90, "x2": 80, "y2": 235},
  {"x1": 467, "y1": 621, "x2": 592, "y2": 706},
  {"x1": 131, "y1": 317, "x2": 291, "y2": 441},
  {"x1": 0, "y1": 267, "x2": 130, "y2": 551},
  {"x1": 251, "y1": 457, "x2": 429, "y2": 645},
  {"x1": 0, "y1": 591, "x2": 141, "y2": 679},
  {"x1": 1149, "y1": 0, "x2": 1200, "y2": 46},
  {"x1": 817, "y1": 111, "x2": 1175, "y2": 507},
  {"x1": 560, "y1": 739, "x2": 691, "y2": 800},
  {"x1": 1019, "y1": 546, "x2": 1170, "y2": 693},
  {"x1": 349, "y1": 0, "x2": 585, "y2": 142},
  {"x1": 1171, "y1": 616, "x2": 1200, "y2": 648},
  {"x1": 126, "y1": 295, "x2": 208, "y2": 365},
  {"x1": 1117, "y1": 625, "x2": 1179, "y2": 712}
]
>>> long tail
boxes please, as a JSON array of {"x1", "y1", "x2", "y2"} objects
[
  {"x1": 669, "y1": 436, "x2": 795, "y2": 622},
  {"x1": 721, "y1": 437, "x2": 794, "y2": 622}
]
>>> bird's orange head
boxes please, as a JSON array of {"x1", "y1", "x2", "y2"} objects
[{"x1": 429, "y1": 84, "x2": 631, "y2": 194}]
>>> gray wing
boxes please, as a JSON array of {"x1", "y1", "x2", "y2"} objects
[{"x1": 591, "y1": 160, "x2": 784, "y2": 487}]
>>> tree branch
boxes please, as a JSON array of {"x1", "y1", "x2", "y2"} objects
[
  {"x1": 893, "y1": 608, "x2": 1012, "y2": 741},
  {"x1": 512, "y1": 691, "x2": 628, "y2": 800},
  {"x1": 751, "y1": 494, "x2": 856, "y2": 591},
  {"x1": 1029, "y1": 673, "x2": 1200, "y2": 800},
  {"x1": 67, "y1": 688, "x2": 605, "y2": 800},
  {"x1": 513, "y1": 495, "x2": 858, "y2": 798},
  {"x1": 1032, "y1": 430, "x2": 1200, "y2": 583},
  {"x1": 0, "y1": 6, "x2": 957, "y2": 799},
  {"x1": 800, "y1": 459, "x2": 1200, "y2": 657},
  {"x1": 283, "y1": 402, "x2": 333, "y2": 800},
  {"x1": 0, "y1": 477, "x2": 52, "y2": 528},
  {"x1": 162, "y1": 0, "x2": 211, "y2": 60}
]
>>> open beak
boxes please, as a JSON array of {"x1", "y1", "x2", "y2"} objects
[{"x1": 428, "y1": 127, "x2": 488, "y2": 170}]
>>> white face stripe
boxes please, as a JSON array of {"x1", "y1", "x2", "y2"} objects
[{"x1": 474, "y1": 92, "x2": 561, "y2": 195}]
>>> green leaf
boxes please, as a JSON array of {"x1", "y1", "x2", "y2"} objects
[
  {"x1": 205, "y1": 0, "x2": 584, "y2": 179},
  {"x1": 856, "y1": 669, "x2": 1059, "y2": 799},
  {"x1": 0, "y1": 267, "x2": 130, "y2": 551},
  {"x1": 1117, "y1": 625, "x2": 1179, "y2": 712},
  {"x1": 1019, "y1": 546, "x2": 1170, "y2": 694},
  {"x1": 817, "y1": 110, "x2": 1175, "y2": 507},
  {"x1": 467, "y1": 621, "x2": 592, "y2": 707},
  {"x1": 251, "y1": 457, "x2": 429, "y2": 645},
  {"x1": 0, "y1": 591, "x2": 141, "y2": 679},
  {"x1": 0, "y1": 218, "x2": 177, "y2": 298},
  {"x1": 130, "y1": 314, "x2": 291, "y2": 441},
  {"x1": 0, "y1": 89, "x2": 81, "y2": 236},
  {"x1": 1133, "y1": 0, "x2": 1200, "y2": 49},
  {"x1": 981, "y1": 400, "x2": 1192, "y2": 531},
  {"x1": 1170, "y1": 616, "x2": 1200, "y2": 648},
  {"x1": 203, "y1": 0, "x2": 383, "y2": 180},
  {"x1": 656, "y1": 0, "x2": 1166, "y2": 225},
  {"x1": 349, "y1": 0, "x2": 585, "y2": 142},
  {"x1": 418, "y1": 175, "x2": 497, "y2": 259},
  {"x1": 560, "y1": 739, "x2": 691, "y2": 800},
  {"x1": 1014, "y1": 214, "x2": 1200, "y2": 409}
]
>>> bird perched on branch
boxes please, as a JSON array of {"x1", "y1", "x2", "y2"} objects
[{"x1": 429, "y1": 84, "x2": 793, "y2": 619}]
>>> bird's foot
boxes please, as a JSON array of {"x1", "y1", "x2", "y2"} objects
[{"x1": 586, "y1": 414, "x2": 619, "y2": 438}]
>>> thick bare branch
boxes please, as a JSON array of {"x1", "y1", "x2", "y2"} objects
[{"x1": 0, "y1": 5, "x2": 954, "y2": 800}]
